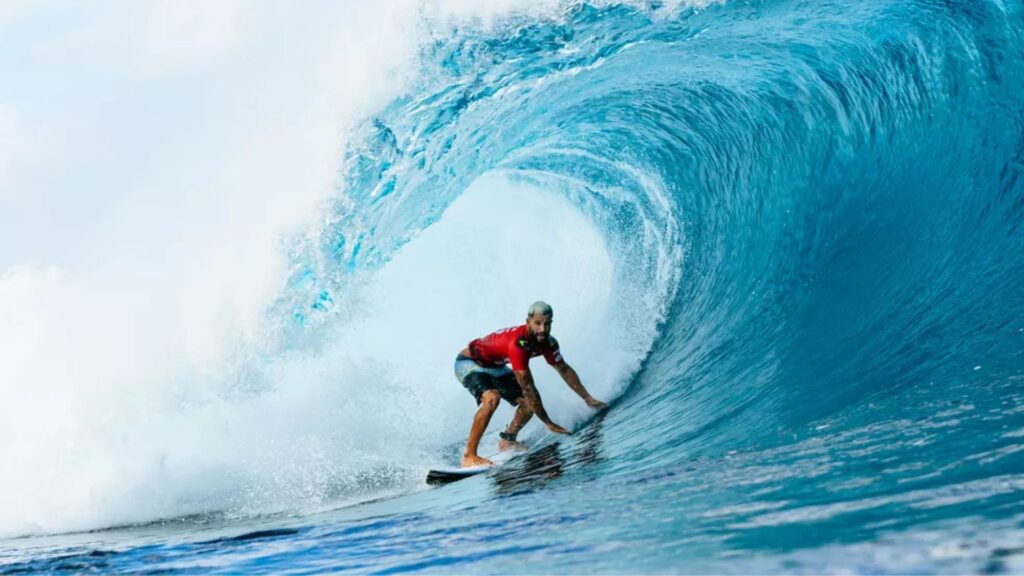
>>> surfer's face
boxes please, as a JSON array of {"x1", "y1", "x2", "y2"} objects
[{"x1": 527, "y1": 314, "x2": 552, "y2": 343}]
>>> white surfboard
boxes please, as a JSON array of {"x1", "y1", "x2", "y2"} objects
[{"x1": 425, "y1": 450, "x2": 521, "y2": 485}]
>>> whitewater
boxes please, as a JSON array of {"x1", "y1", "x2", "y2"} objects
[{"x1": 1, "y1": 0, "x2": 1023, "y2": 573}]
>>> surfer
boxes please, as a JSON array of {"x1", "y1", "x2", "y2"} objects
[{"x1": 454, "y1": 301, "x2": 607, "y2": 468}]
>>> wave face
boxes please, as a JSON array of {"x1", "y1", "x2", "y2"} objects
[{"x1": 5, "y1": 0, "x2": 1024, "y2": 573}]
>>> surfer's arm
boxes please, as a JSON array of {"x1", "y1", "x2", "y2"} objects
[
  {"x1": 555, "y1": 363, "x2": 607, "y2": 409},
  {"x1": 514, "y1": 369, "x2": 570, "y2": 434}
]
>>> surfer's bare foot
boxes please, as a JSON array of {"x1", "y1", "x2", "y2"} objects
[
  {"x1": 498, "y1": 438, "x2": 529, "y2": 453},
  {"x1": 461, "y1": 454, "x2": 494, "y2": 468}
]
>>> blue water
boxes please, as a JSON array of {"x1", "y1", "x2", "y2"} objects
[{"x1": 5, "y1": 0, "x2": 1024, "y2": 572}]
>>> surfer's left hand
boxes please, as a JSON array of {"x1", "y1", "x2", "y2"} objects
[
  {"x1": 585, "y1": 397, "x2": 607, "y2": 410},
  {"x1": 547, "y1": 422, "x2": 572, "y2": 435}
]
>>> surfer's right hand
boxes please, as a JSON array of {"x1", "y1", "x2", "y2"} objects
[{"x1": 547, "y1": 423, "x2": 572, "y2": 435}]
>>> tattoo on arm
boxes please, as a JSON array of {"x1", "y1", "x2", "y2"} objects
[{"x1": 559, "y1": 364, "x2": 591, "y2": 400}]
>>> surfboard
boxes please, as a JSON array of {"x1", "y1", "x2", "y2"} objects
[
  {"x1": 425, "y1": 404, "x2": 612, "y2": 486},
  {"x1": 425, "y1": 450, "x2": 520, "y2": 485}
]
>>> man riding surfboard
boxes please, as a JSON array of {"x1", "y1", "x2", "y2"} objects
[{"x1": 454, "y1": 301, "x2": 607, "y2": 468}]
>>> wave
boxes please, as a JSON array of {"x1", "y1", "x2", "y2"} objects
[
  {"x1": 2, "y1": 2, "x2": 1023, "y2": 562},
  {"x1": 288, "y1": 0, "x2": 1024, "y2": 472}
]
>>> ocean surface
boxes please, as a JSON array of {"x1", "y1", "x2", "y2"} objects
[{"x1": 3, "y1": 0, "x2": 1024, "y2": 573}]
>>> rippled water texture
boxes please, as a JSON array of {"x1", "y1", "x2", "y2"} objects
[{"x1": 4, "y1": 0, "x2": 1024, "y2": 573}]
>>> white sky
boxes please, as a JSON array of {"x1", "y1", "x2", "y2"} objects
[
  {"x1": 0, "y1": 0, "x2": 571, "y2": 271},
  {"x1": 0, "y1": 2, "x2": 338, "y2": 269}
]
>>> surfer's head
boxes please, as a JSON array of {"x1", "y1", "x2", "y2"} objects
[{"x1": 526, "y1": 301, "x2": 553, "y2": 343}]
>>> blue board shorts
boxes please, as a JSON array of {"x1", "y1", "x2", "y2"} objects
[{"x1": 453, "y1": 354, "x2": 523, "y2": 406}]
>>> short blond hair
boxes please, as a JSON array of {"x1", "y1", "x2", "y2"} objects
[{"x1": 527, "y1": 301, "x2": 553, "y2": 318}]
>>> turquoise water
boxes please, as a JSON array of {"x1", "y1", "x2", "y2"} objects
[{"x1": 4, "y1": 0, "x2": 1024, "y2": 573}]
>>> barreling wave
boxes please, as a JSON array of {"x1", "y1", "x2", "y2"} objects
[
  {"x1": 286, "y1": 0, "x2": 1024, "y2": 468},
  {"x1": 272, "y1": 4, "x2": 1024, "y2": 569},
  {"x1": 4, "y1": 0, "x2": 1024, "y2": 571}
]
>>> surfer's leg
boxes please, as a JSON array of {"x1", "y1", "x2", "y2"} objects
[
  {"x1": 463, "y1": 388, "x2": 500, "y2": 467},
  {"x1": 499, "y1": 397, "x2": 532, "y2": 452},
  {"x1": 498, "y1": 368, "x2": 531, "y2": 453},
  {"x1": 507, "y1": 398, "x2": 534, "y2": 434}
]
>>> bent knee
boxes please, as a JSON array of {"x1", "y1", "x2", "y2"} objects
[{"x1": 480, "y1": 389, "x2": 501, "y2": 409}]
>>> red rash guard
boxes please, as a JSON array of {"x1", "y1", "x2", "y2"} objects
[{"x1": 467, "y1": 324, "x2": 565, "y2": 372}]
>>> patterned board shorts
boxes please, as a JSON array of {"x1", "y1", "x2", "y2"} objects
[{"x1": 453, "y1": 354, "x2": 523, "y2": 406}]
